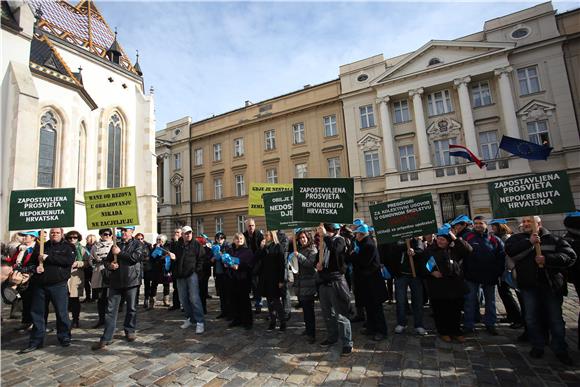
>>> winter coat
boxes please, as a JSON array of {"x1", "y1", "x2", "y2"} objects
[
  {"x1": 105, "y1": 238, "x2": 145, "y2": 289},
  {"x1": 505, "y1": 227, "x2": 576, "y2": 295},
  {"x1": 318, "y1": 234, "x2": 347, "y2": 284},
  {"x1": 148, "y1": 242, "x2": 168, "y2": 283},
  {"x1": 34, "y1": 239, "x2": 75, "y2": 286},
  {"x1": 243, "y1": 230, "x2": 264, "y2": 255},
  {"x1": 462, "y1": 230, "x2": 505, "y2": 285},
  {"x1": 351, "y1": 236, "x2": 388, "y2": 306},
  {"x1": 171, "y1": 238, "x2": 205, "y2": 279},
  {"x1": 257, "y1": 242, "x2": 285, "y2": 299},
  {"x1": 422, "y1": 239, "x2": 472, "y2": 300},
  {"x1": 68, "y1": 241, "x2": 88, "y2": 298},
  {"x1": 563, "y1": 230, "x2": 580, "y2": 286},
  {"x1": 90, "y1": 240, "x2": 113, "y2": 289},
  {"x1": 226, "y1": 245, "x2": 255, "y2": 283},
  {"x1": 294, "y1": 244, "x2": 318, "y2": 299},
  {"x1": 381, "y1": 239, "x2": 425, "y2": 278}
]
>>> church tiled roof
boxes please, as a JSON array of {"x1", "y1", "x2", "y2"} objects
[{"x1": 26, "y1": 0, "x2": 140, "y2": 76}]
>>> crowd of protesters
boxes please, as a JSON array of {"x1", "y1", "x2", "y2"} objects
[{"x1": 1, "y1": 212, "x2": 578, "y2": 365}]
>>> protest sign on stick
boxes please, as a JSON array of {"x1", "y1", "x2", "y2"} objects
[
  {"x1": 292, "y1": 178, "x2": 354, "y2": 224},
  {"x1": 9, "y1": 188, "x2": 75, "y2": 230},
  {"x1": 248, "y1": 183, "x2": 293, "y2": 217},
  {"x1": 263, "y1": 190, "x2": 318, "y2": 230},
  {"x1": 84, "y1": 186, "x2": 140, "y2": 230}
]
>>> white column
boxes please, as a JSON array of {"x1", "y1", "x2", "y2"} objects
[
  {"x1": 454, "y1": 76, "x2": 479, "y2": 155},
  {"x1": 494, "y1": 66, "x2": 521, "y2": 139},
  {"x1": 409, "y1": 88, "x2": 431, "y2": 168},
  {"x1": 162, "y1": 153, "x2": 170, "y2": 204},
  {"x1": 377, "y1": 96, "x2": 397, "y2": 173}
]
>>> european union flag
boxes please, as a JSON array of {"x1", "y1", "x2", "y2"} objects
[
  {"x1": 499, "y1": 135, "x2": 552, "y2": 160},
  {"x1": 425, "y1": 256, "x2": 438, "y2": 272}
]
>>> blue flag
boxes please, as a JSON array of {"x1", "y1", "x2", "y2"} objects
[
  {"x1": 499, "y1": 135, "x2": 552, "y2": 160},
  {"x1": 425, "y1": 256, "x2": 437, "y2": 272},
  {"x1": 151, "y1": 246, "x2": 165, "y2": 259},
  {"x1": 381, "y1": 265, "x2": 392, "y2": 280}
]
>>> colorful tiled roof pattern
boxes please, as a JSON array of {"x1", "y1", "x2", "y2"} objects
[{"x1": 26, "y1": 0, "x2": 139, "y2": 75}]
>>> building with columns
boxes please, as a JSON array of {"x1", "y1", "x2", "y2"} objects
[
  {"x1": 340, "y1": 2, "x2": 580, "y2": 230},
  {"x1": 1, "y1": 0, "x2": 157, "y2": 240},
  {"x1": 155, "y1": 80, "x2": 347, "y2": 236}
]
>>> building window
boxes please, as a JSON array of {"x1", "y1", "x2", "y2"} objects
[
  {"x1": 234, "y1": 138, "x2": 244, "y2": 157},
  {"x1": 213, "y1": 143, "x2": 222, "y2": 162},
  {"x1": 399, "y1": 145, "x2": 416, "y2": 171},
  {"x1": 527, "y1": 120, "x2": 550, "y2": 145},
  {"x1": 440, "y1": 191, "x2": 470, "y2": 224},
  {"x1": 214, "y1": 177, "x2": 223, "y2": 199},
  {"x1": 77, "y1": 123, "x2": 86, "y2": 193},
  {"x1": 175, "y1": 185, "x2": 182, "y2": 205},
  {"x1": 471, "y1": 81, "x2": 492, "y2": 107},
  {"x1": 393, "y1": 100, "x2": 410, "y2": 124},
  {"x1": 427, "y1": 90, "x2": 453, "y2": 116},
  {"x1": 479, "y1": 130, "x2": 500, "y2": 170},
  {"x1": 194, "y1": 148, "x2": 203, "y2": 166},
  {"x1": 434, "y1": 138, "x2": 457, "y2": 167},
  {"x1": 323, "y1": 115, "x2": 337, "y2": 137},
  {"x1": 237, "y1": 215, "x2": 246, "y2": 233},
  {"x1": 428, "y1": 58, "x2": 442, "y2": 66},
  {"x1": 215, "y1": 216, "x2": 223, "y2": 233},
  {"x1": 327, "y1": 157, "x2": 341, "y2": 178},
  {"x1": 266, "y1": 168, "x2": 278, "y2": 183},
  {"x1": 265, "y1": 130, "x2": 276, "y2": 150},
  {"x1": 295, "y1": 163, "x2": 308, "y2": 178},
  {"x1": 364, "y1": 151, "x2": 380, "y2": 178},
  {"x1": 235, "y1": 174, "x2": 245, "y2": 196},
  {"x1": 174, "y1": 153, "x2": 181, "y2": 170},
  {"x1": 292, "y1": 123, "x2": 305, "y2": 144},
  {"x1": 517, "y1": 65, "x2": 541, "y2": 95},
  {"x1": 359, "y1": 105, "x2": 375, "y2": 128},
  {"x1": 194, "y1": 181, "x2": 203, "y2": 202},
  {"x1": 38, "y1": 111, "x2": 58, "y2": 187},
  {"x1": 107, "y1": 113, "x2": 122, "y2": 188},
  {"x1": 195, "y1": 218, "x2": 204, "y2": 235}
]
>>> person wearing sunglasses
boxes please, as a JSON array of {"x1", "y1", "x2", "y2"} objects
[
  {"x1": 65, "y1": 230, "x2": 88, "y2": 329},
  {"x1": 89, "y1": 229, "x2": 114, "y2": 328}
]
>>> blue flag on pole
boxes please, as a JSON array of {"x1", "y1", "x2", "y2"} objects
[
  {"x1": 499, "y1": 135, "x2": 552, "y2": 160},
  {"x1": 425, "y1": 256, "x2": 437, "y2": 272},
  {"x1": 381, "y1": 265, "x2": 392, "y2": 280}
]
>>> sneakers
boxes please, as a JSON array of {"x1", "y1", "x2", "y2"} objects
[
  {"x1": 341, "y1": 346, "x2": 352, "y2": 356},
  {"x1": 196, "y1": 323, "x2": 205, "y2": 334},
  {"x1": 394, "y1": 325, "x2": 406, "y2": 334},
  {"x1": 415, "y1": 327, "x2": 427, "y2": 336},
  {"x1": 180, "y1": 320, "x2": 193, "y2": 329}
]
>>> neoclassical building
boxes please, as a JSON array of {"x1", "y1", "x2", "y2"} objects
[
  {"x1": 156, "y1": 80, "x2": 347, "y2": 236},
  {"x1": 1, "y1": 0, "x2": 157, "y2": 239},
  {"x1": 340, "y1": 2, "x2": 579, "y2": 230}
]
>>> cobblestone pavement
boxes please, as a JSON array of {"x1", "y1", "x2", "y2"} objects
[{"x1": 2, "y1": 283, "x2": 579, "y2": 387}]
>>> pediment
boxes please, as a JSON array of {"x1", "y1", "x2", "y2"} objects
[
  {"x1": 357, "y1": 133, "x2": 382, "y2": 151},
  {"x1": 373, "y1": 40, "x2": 514, "y2": 84},
  {"x1": 427, "y1": 117, "x2": 462, "y2": 142},
  {"x1": 516, "y1": 100, "x2": 556, "y2": 121},
  {"x1": 170, "y1": 173, "x2": 183, "y2": 187}
]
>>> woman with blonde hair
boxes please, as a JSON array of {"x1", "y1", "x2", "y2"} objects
[{"x1": 226, "y1": 232, "x2": 255, "y2": 329}]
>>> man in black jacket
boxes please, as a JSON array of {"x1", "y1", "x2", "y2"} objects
[
  {"x1": 92, "y1": 226, "x2": 145, "y2": 350},
  {"x1": 20, "y1": 228, "x2": 75, "y2": 353},
  {"x1": 505, "y1": 216, "x2": 576, "y2": 365},
  {"x1": 243, "y1": 218, "x2": 264, "y2": 313}
]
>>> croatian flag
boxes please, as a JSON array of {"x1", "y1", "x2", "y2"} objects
[{"x1": 449, "y1": 144, "x2": 486, "y2": 169}]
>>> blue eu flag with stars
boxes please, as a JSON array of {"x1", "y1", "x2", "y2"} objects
[{"x1": 499, "y1": 135, "x2": 552, "y2": 161}]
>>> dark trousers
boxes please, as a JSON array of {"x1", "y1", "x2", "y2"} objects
[
  {"x1": 223, "y1": 275, "x2": 234, "y2": 319},
  {"x1": 215, "y1": 274, "x2": 226, "y2": 314},
  {"x1": 84, "y1": 266, "x2": 93, "y2": 300},
  {"x1": 200, "y1": 273, "x2": 209, "y2": 314},
  {"x1": 143, "y1": 272, "x2": 170, "y2": 298},
  {"x1": 498, "y1": 280, "x2": 524, "y2": 324},
  {"x1": 282, "y1": 283, "x2": 291, "y2": 317},
  {"x1": 300, "y1": 297, "x2": 316, "y2": 338},
  {"x1": 266, "y1": 295, "x2": 284, "y2": 326},
  {"x1": 233, "y1": 279, "x2": 252, "y2": 327},
  {"x1": 101, "y1": 286, "x2": 138, "y2": 342},
  {"x1": 365, "y1": 302, "x2": 388, "y2": 335},
  {"x1": 431, "y1": 298, "x2": 463, "y2": 336},
  {"x1": 29, "y1": 282, "x2": 71, "y2": 347},
  {"x1": 172, "y1": 279, "x2": 180, "y2": 308},
  {"x1": 386, "y1": 279, "x2": 394, "y2": 301},
  {"x1": 20, "y1": 285, "x2": 34, "y2": 325},
  {"x1": 69, "y1": 297, "x2": 81, "y2": 321},
  {"x1": 93, "y1": 288, "x2": 108, "y2": 323}
]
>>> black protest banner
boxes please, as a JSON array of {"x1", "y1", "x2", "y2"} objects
[
  {"x1": 488, "y1": 170, "x2": 574, "y2": 218},
  {"x1": 263, "y1": 190, "x2": 318, "y2": 230},
  {"x1": 292, "y1": 178, "x2": 354, "y2": 224},
  {"x1": 370, "y1": 194, "x2": 437, "y2": 244},
  {"x1": 9, "y1": 188, "x2": 75, "y2": 230}
]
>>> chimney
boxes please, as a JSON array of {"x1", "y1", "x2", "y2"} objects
[{"x1": 245, "y1": 100, "x2": 252, "y2": 107}]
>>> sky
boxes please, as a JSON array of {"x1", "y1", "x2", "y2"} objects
[{"x1": 96, "y1": 1, "x2": 578, "y2": 130}]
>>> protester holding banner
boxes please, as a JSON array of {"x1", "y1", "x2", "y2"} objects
[
  {"x1": 256, "y1": 230, "x2": 286, "y2": 331},
  {"x1": 292, "y1": 229, "x2": 318, "y2": 343},
  {"x1": 227, "y1": 232, "x2": 255, "y2": 330},
  {"x1": 89, "y1": 229, "x2": 114, "y2": 328},
  {"x1": 504, "y1": 216, "x2": 576, "y2": 365},
  {"x1": 316, "y1": 223, "x2": 353, "y2": 356},
  {"x1": 350, "y1": 224, "x2": 388, "y2": 341},
  {"x1": 243, "y1": 219, "x2": 264, "y2": 314},
  {"x1": 92, "y1": 226, "x2": 145, "y2": 350},
  {"x1": 20, "y1": 228, "x2": 75, "y2": 354},
  {"x1": 423, "y1": 224, "x2": 472, "y2": 343},
  {"x1": 65, "y1": 230, "x2": 88, "y2": 329}
]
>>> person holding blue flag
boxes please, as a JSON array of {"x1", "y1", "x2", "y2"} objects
[
  {"x1": 226, "y1": 232, "x2": 255, "y2": 330},
  {"x1": 145, "y1": 234, "x2": 170, "y2": 310},
  {"x1": 211, "y1": 232, "x2": 229, "y2": 319},
  {"x1": 423, "y1": 224, "x2": 472, "y2": 343}
]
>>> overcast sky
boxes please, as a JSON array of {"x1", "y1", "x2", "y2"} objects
[{"x1": 96, "y1": 1, "x2": 577, "y2": 130}]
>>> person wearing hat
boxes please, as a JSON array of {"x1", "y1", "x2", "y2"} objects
[
  {"x1": 212, "y1": 232, "x2": 230, "y2": 319},
  {"x1": 505, "y1": 216, "x2": 576, "y2": 365},
  {"x1": 316, "y1": 223, "x2": 353, "y2": 356},
  {"x1": 65, "y1": 230, "x2": 88, "y2": 329},
  {"x1": 450, "y1": 215, "x2": 473, "y2": 239},
  {"x1": 562, "y1": 211, "x2": 580, "y2": 350},
  {"x1": 20, "y1": 228, "x2": 75, "y2": 354},
  {"x1": 92, "y1": 226, "x2": 146, "y2": 350},
  {"x1": 423, "y1": 224, "x2": 472, "y2": 343},
  {"x1": 351, "y1": 224, "x2": 389, "y2": 341},
  {"x1": 89, "y1": 229, "x2": 114, "y2": 328}
]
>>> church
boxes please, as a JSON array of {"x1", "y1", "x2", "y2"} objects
[{"x1": 1, "y1": 0, "x2": 157, "y2": 239}]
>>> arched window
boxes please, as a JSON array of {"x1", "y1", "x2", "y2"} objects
[
  {"x1": 37, "y1": 111, "x2": 58, "y2": 187},
  {"x1": 77, "y1": 122, "x2": 87, "y2": 193},
  {"x1": 107, "y1": 113, "x2": 122, "y2": 188}
]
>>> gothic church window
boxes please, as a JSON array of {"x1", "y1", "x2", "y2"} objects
[{"x1": 37, "y1": 111, "x2": 58, "y2": 187}]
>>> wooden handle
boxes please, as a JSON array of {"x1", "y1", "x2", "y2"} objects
[
  {"x1": 406, "y1": 239, "x2": 416, "y2": 278},
  {"x1": 38, "y1": 229, "x2": 45, "y2": 269},
  {"x1": 293, "y1": 230, "x2": 298, "y2": 255},
  {"x1": 531, "y1": 219, "x2": 544, "y2": 268},
  {"x1": 112, "y1": 228, "x2": 118, "y2": 264},
  {"x1": 318, "y1": 223, "x2": 325, "y2": 266}
]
